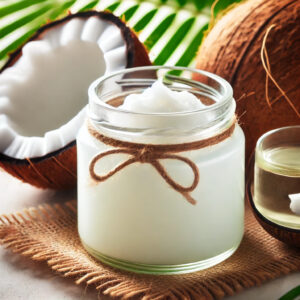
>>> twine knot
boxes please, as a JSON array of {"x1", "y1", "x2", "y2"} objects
[
  {"x1": 88, "y1": 119, "x2": 236, "y2": 205},
  {"x1": 136, "y1": 147, "x2": 153, "y2": 163}
]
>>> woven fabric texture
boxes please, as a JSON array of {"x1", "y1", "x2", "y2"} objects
[{"x1": 0, "y1": 201, "x2": 300, "y2": 300}]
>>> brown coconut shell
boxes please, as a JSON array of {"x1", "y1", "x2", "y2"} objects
[
  {"x1": 0, "y1": 11, "x2": 151, "y2": 189},
  {"x1": 194, "y1": 0, "x2": 300, "y2": 162}
]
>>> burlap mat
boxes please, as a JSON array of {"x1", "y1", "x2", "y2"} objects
[{"x1": 0, "y1": 200, "x2": 300, "y2": 300}]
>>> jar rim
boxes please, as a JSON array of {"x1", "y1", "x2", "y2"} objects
[
  {"x1": 256, "y1": 125, "x2": 300, "y2": 144},
  {"x1": 255, "y1": 125, "x2": 300, "y2": 176},
  {"x1": 88, "y1": 65, "x2": 233, "y2": 117}
]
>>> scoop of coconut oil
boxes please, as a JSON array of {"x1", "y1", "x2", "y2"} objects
[
  {"x1": 107, "y1": 80, "x2": 208, "y2": 132},
  {"x1": 119, "y1": 80, "x2": 206, "y2": 113},
  {"x1": 289, "y1": 193, "x2": 300, "y2": 215}
]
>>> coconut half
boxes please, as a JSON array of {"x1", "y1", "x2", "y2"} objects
[
  {"x1": 194, "y1": 0, "x2": 300, "y2": 162},
  {"x1": 0, "y1": 11, "x2": 151, "y2": 189}
]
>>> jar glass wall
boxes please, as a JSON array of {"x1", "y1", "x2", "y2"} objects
[
  {"x1": 77, "y1": 66, "x2": 245, "y2": 274},
  {"x1": 254, "y1": 126, "x2": 300, "y2": 229}
]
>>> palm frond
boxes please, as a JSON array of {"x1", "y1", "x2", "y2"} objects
[{"x1": 0, "y1": 0, "x2": 241, "y2": 69}]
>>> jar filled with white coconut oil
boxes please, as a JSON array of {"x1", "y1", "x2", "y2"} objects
[{"x1": 77, "y1": 66, "x2": 245, "y2": 274}]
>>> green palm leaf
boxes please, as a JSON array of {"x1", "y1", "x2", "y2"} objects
[
  {"x1": 143, "y1": 13, "x2": 177, "y2": 51},
  {"x1": 0, "y1": 0, "x2": 46, "y2": 18},
  {"x1": 79, "y1": 0, "x2": 100, "y2": 12},
  {"x1": 0, "y1": 0, "x2": 241, "y2": 69}
]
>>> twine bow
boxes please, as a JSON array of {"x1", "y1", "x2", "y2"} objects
[
  {"x1": 88, "y1": 119, "x2": 236, "y2": 205},
  {"x1": 89, "y1": 146, "x2": 199, "y2": 205}
]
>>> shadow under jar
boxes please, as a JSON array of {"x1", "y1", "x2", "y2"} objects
[{"x1": 77, "y1": 66, "x2": 245, "y2": 274}]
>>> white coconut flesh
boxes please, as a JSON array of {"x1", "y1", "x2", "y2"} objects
[{"x1": 0, "y1": 16, "x2": 128, "y2": 159}]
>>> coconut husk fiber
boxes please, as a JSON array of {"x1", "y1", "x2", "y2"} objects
[
  {"x1": 194, "y1": 0, "x2": 300, "y2": 161},
  {"x1": 1, "y1": 198, "x2": 300, "y2": 300}
]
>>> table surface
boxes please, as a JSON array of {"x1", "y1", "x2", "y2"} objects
[{"x1": 0, "y1": 170, "x2": 299, "y2": 300}]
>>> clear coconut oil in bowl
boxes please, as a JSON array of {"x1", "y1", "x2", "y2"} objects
[
  {"x1": 77, "y1": 66, "x2": 245, "y2": 274},
  {"x1": 254, "y1": 126, "x2": 300, "y2": 230}
]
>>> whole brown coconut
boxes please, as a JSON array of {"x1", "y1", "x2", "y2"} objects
[
  {"x1": 194, "y1": 0, "x2": 300, "y2": 161},
  {"x1": 0, "y1": 11, "x2": 151, "y2": 190}
]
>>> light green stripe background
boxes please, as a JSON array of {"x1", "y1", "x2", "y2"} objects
[{"x1": 0, "y1": 0, "x2": 240, "y2": 69}]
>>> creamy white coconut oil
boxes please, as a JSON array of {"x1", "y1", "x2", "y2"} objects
[{"x1": 77, "y1": 66, "x2": 245, "y2": 274}]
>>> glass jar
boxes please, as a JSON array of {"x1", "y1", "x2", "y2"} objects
[
  {"x1": 254, "y1": 126, "x2": 300, "y2": 229},
  {"x1": 77, "y1": 66, "x2": 245, "y2": 274}
]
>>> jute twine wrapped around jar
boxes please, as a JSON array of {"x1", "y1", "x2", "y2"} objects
[{"x1": 88, "y1": 118, "x2": 236, "y2": 205}]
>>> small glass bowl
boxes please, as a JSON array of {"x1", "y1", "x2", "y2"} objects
[{"x1": 249, "y1": 126, "x2": 300, "y2": 247}]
